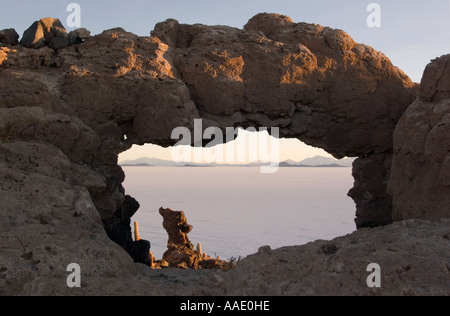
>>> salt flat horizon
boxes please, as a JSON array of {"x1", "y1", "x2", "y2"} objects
[{"x1": 123, "y1": 166, "x2": 356, "y2": 260}]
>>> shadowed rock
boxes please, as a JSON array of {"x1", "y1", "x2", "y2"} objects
[
  {"x1": 389, "y1": 54, "x2": 450, "y2": 221},
  {"x1": 20, "y1": 17, "x2": 68, "y2": 49},
  {"x1": 49, "y1": 36, "x2": 70, "y2": 51},
  {"x1": 0, "y1": 28, "x2": 19, "y2": 45},
  {"x1": 68, "y1": 28, "x2": 91, "y2": 45},
  {"x1": 125, "y1": 240, "x2": 153, "y2": 267},
  {"x1": 349, "y1": 154, "x2": 394, "y2": 228}
]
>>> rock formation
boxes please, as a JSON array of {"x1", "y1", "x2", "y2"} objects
[
  {"x1": 1, "y1": 13, "x2": 448, "y2": 294},
  {"x1": 349, "y1": 153, "x2": 394, "y2": 228},
  {"x1": 207, "y1": 219, "x2": 450, "y2": 296},
  {"x1": 0, "y1": 28, "x2": 19, "y2": 46},
  {"x1": 389, "y1": 54, "x2": 450, "y2": 222},
  {"x1": 20, "y1": 17, "x2": 90, "y2": 51},
  {"x1": 20, "y1": 18, "x2": 68, "y2": 49},
  {"x1": 160, "y1": 207, "x2": 197, "y2": 268},
  {"x1": 68, "y1": 28, "x2": 91, "y2": 45},
  {"x1": 159, "y1": 207, "x2": 227, "y2": 269}
]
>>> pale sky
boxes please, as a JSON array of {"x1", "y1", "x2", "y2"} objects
[
  {"x1": 3, "y1": 0, "x2": 449, "y2": 162},
  {"x1": 119, "y1": 130, "x2": 332, "y2": 163}
]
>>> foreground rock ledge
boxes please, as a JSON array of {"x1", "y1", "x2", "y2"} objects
[
  {"x1": 213, "y1": 219, "x2": 450, "y2": 296},
  {"x1": 0, "y1": 219, "x2": 448, "y2": 295}
]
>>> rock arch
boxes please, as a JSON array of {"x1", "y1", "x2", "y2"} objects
[{"x1": 0, "y1": 13, "x2": 418, "y2": 264}]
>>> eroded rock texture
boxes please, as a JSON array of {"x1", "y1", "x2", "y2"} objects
[
  {"x1": 159, "y1": 207, "x2": 227, "y2": 269},
  {"x1": 160, "y1": 207, "x2": 198, "y2": 268},
  {"x1": 389, "y1": 54, "x2": 450, "y2": 221},
  {"x1": 209, "y1": 219, "x2": 450, "y2": 296},
  {"x1": 0, "y1": 13, "x2": 422, "y2": 291}
]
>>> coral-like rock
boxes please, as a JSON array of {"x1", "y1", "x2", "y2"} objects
[
  {"x1": 159, "y1": 207, "x2": 228, "y2": 269},
  {"x1": 159, "y1": 207, "x2": 198, "y2": 268}
]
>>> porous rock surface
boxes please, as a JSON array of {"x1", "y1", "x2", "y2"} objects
[
  {"x1": 208, "y1": 219, "x2": 450, "y2": 296},
  {"x1": 1, "y1": 217, "x2": 449, "y2": 295},
  {"x1": 160, "y1": 207, "x2": 198, "y2": 268},
  {"x1": 1, "y1": 13, "x2": 447, "y2": 295},
  {"x1": 389, "y1": 54, "x2": 450, "y2": 222},
  {"x1": 159, "y1": 207, "x2": 228, "y2": 269}
]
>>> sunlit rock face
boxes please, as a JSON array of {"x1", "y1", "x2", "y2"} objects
[{"x1": 0, "y1": 13, "x2": 419, "y2": 287}]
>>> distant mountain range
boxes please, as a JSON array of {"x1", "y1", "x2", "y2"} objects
[{"x1": 119, "y1": 156, "x2": 355, "y2": 167}]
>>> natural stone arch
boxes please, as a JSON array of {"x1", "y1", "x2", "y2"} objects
[{"x1": 0, "y1": 13, "x2": 417, "y2": 264}]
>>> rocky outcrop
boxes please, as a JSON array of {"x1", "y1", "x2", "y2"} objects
[
  {"x1": 160, "y1": 207, "x2": 197, "y2": 268},
  {"x1": 208, "y1": 219, "x2": 450, "y2": 296},
  {"x1": 19, "y1": 18, "x2": 90, "y2": 51},
  {"x1": 68, "y1": 28, "x2": 91, "y2": 45},
  {"x1": 159, "y1": 207, "x2": 227, "y2": 269},
  {"x1": 0, "y1": 13, "x2": 433, "y2": 293},
  {"x1": 349, "y1": 154, "x2": 394, "y2": 228},
  {"x1": 20, "y1": 18, "x2": 68, "y2": 49},
  {"x1": 0, "y1": 28, "x2": 19, "y2": 46},
  {"x1": 389, "y1": 54, "x2": 450, "y2": 221},
  {"x1": 0, "y1": 142, "x2": 138, "y2": 295}
]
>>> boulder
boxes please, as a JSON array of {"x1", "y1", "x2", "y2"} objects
[
  {"x1": 68, "y1": 28, "x2": 91, "y2": 45},
  {"x1": 49, "y1": 36, "x2": 70, "y2": 51},
  {"x1": 20, "y1": 17, "x2": 68, "y2": 49},
  {"x1": 0, "y1": 28, "x2": 19, "y2": 45},
  {"x1": 20, "y1": 21, "x2": 45, "y2": 48}
]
